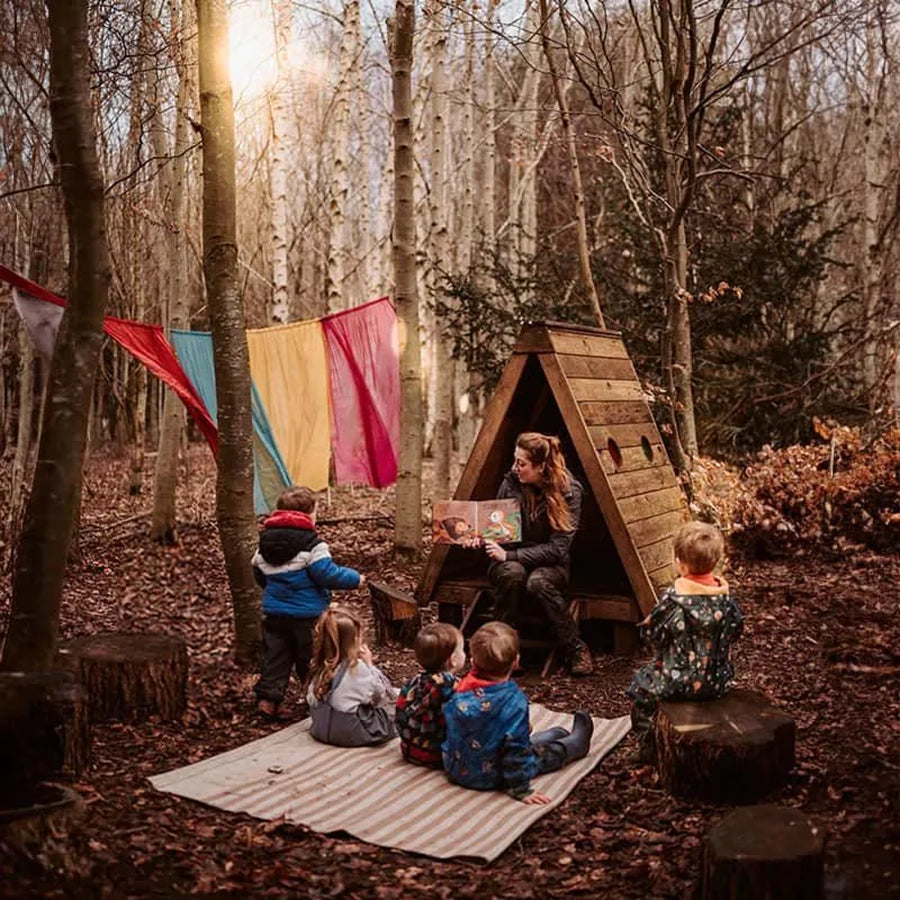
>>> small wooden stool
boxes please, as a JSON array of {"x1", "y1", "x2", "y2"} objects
[
  {"x1": 701, "y1": 805, "x2": 825, "y2": 899},
  {"x1": 59, "y1": 632, "x2": 188, "y2": 724},
  {"x1": 368, "y1": 582, "x2": 421, "y2": 648},
  {"x1": 655, "y1": 689, "x2": 796, "y2": 802}
]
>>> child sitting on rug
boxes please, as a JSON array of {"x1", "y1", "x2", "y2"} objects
[
  {"x1": 252, "y1": 485, "x2": 365, "y2": 722},
  {"x1": 626, "y1": 521, "x2": 744, "y2": 762},
  {"x1": 396, "y1": 623, "x2": 466, "y2": 768},
  {"x1": 442, "y1": 621, "x2": 593, "y2": 804},
  {"x1": 307, "y1": 607, "x2": 398, "y2": 747}
]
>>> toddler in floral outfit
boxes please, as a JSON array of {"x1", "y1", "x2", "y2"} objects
[{"x1": 627, "y1": 521, "x2": 743, "y2": 761}]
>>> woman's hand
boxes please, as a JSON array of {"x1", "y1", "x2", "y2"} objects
[{"x1": 484, "y1": 540, "x2": 507, "y2": 562}]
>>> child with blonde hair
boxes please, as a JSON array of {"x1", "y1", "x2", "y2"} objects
[
  {"x1": 627, "y1": 521, "x2": 743, "y2": 762},
  {"x1": 442, "y1": 621, "x2": 593, "y2": 803},
  {"x1": 307, "y1": 607, "x2": 398, "y2": 747},
  {"x1": 396, "y1": 623, "x2": 466, "y2": 768}
]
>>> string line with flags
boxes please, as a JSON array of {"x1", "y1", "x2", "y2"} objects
[{"x1": 0, "y1": 264, "x2": 400, "y2": 512}]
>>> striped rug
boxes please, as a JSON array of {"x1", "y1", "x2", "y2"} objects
[{"x1": 149, "y1": 705, "x2": 630, "y2": 861}]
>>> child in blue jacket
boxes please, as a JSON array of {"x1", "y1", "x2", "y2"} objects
[
  {"x1": 252, "y1": 485, "x2": 364, "y2": 721},
  {"x1": 442, "y1": 621, "x2": 593, "y2": 803}
]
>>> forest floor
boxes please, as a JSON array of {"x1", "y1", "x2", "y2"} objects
[{"x1": 0, "y1": 447, "x2": 898, "y2": 899}]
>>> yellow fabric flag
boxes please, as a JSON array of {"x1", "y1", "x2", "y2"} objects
[{"x1": 247, "y1": 320, "x2": 331, "y2": 490}]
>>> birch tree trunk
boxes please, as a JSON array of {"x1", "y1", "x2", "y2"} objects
[
  {"x1": 151, "y1": 0, "x2": 196, "y2": 543},
  {"x1": 269, "y1": 0, "x2": 292, "y2": 323},
  {"x1": 427, "y1": 0, "x2": 452, "y2": 499},
  {"x1": 1, "y1": 0, "x2": 111, "y2": 671},
  {"x1": 391, "y1": 0, "x2": 423, "y2": 555},
  {"x1": 539, "y1": 0, "x2": 604, "y2": 327},
  {"x1": 196, "y1": 0, "x2": 261, "y2": 665},
  {"x1": 327, "y1": 0, "x2": 360, "y2": 311}
]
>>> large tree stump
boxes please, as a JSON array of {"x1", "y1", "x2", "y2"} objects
[
  {"x1": 59, "y1": 632, "x2": 188, "y2": 723},
  {"x1": 701, "y1": 805, "x2": 825, "y2": 899},
  {"x1": 369, "y1": 582, "x2": 421, "y2": 648},
  {"x1": 0, "y1": 672, "x2": 91, "y2": 801},
  {"x1": 655, "y1": 689, "x2": 795, "y2": 802}
]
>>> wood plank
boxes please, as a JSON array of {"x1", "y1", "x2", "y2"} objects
[
  {"x1": 607, "y1": 466, "x2": 680, "y2": 498},
  {"x1": 579, "y1": 596, "x2": 641, "y2": 623},
  {"x1": 619, "y1": 486, "x2": 687, "y2": 524},
  {"x1": 599, "y1": 444, "x2": 669, "y2": 475},
  {"x1": 588, "y1": 422, "x2": 667, "y2": 449},
  {"x1": 568, "y1": 378, "x2": 646, "y2": 403},
  {"x1": 548, "y1": 331, "x2": 630, "y2": 359},
  {"x1": 648, "y1": 562, "x2": 678, "y2": 591},
  {"x1": 638, "y1": 537, "x2": 677, "y2": 574},
  {"x1": 580, "y1": 400, "x2": 654, "y2": 426},
  {"x1": 557, "y1": 355, "x2": 637, "y2": 381},
  {"x1": 629, "y1": 509, "x2": 690, "y2": 548},
  {"x1": 538, "y1": 353, "x2": 658, "y2": 617}
]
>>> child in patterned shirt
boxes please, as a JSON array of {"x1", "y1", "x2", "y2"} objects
[
  {"x1": 627, "y1": 521, "x2": 743, "y2": 762},
  {"x1": 396, "y1": 624, "x2": 466, "y2": 768}
]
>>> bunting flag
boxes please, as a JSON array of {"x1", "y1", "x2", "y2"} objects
[
  {"x1": 0, "y1": 264, "x2": 218, "y2": 454},
  {"x1": 246, "y1": 319, "x2": 332, "y2": 491},
  {"x1": 170, "y1": 330, "x2": 291, "y2": 513},
  {"x1": 321, "y1": 297, "x2": 399, "y2": 487},
  {"x1": 2, "y1": 263, "x2": 401, "y2": 500}
]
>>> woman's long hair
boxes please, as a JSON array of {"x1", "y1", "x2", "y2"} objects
[
  {"x1": 309, "y1": 607, "x2": 364, "y2": 700},
  {"x1": 516, "y1": 432, "x2": 574, "y2": 532}
]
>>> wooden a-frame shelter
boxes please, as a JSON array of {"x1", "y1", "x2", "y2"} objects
[{"x1": 417, "y1": 321, "x2": 690, "y2": 647}]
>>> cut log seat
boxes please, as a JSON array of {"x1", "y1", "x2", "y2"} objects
[
  {"x1": 368, "y1": 582, "x2": 421, "y2": 648},
  {"x1": 59, "y1": 632, "x2": 188, "y2": 724},
  {"x1": 655, "y1": 689, "x2": 796, "y2": 803},
  {"x1": 0, "y1": 671, "x2": 91, "y2": 799},
  {"x1": 701, "y1": 805, "x2": 825, "y2": 899}
]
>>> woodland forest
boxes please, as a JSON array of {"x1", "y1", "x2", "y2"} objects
[{"x1": 0, "y1": 0, "x2": 898, "y2": 897}]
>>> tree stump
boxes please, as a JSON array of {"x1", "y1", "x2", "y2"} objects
[
  {"x1": 369, "y1": 582, "x2": 421, "y2": 648},
  {"x1": 59, "y1": 632, "x2": 188, "y2": 723},
  {"x1": 701, "y1": 805, "x2": 825, "y2": 899},
  {"x1": 0, "y1": 671, "x2": 91, "y2": 800},
  {"x1": 655, "y1": 689, "x2": 796, "y2": 802}
]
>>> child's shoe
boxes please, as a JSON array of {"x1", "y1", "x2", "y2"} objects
[
  {"x1": 553, "y1": 711, "x2": 594, "y2": 762},
  {"x1": 258, "y1": 699, "x2": 292, "y2": 722}
]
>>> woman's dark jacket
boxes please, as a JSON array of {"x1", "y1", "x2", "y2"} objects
[{"x1": 496, "y1": 469, "x2": 583, "y2": 570}]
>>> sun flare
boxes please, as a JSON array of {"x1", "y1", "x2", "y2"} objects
[{"x1": 228, "y1": 0, "x2": 277, "y2": 99}]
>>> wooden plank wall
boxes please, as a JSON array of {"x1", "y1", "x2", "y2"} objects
[{"x1": 550, "y1": 329, "x2": 689, "y2": 599}]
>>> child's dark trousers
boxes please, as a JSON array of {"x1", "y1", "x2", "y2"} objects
[{"x1": 254, "y1": 615, "x2": 316, "y2": 703}]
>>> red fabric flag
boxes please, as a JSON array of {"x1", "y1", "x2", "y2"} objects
[
  {"x1": 0, "y1": 264, "x2": 218, "y2": 454},
  {"x1": 321, "y1": 297, "x2": 399, "y2": 487}
]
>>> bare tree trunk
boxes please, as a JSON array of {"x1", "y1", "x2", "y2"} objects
[
  {"x1": 428, "y1": 1, "x2": 452, "y2": 499},
  {"x1": 196, "y1": 0, "x2": 261, "y2": 666},
  {"x1": 391, "y1": 0, "x2": 423, "y2": 555},
  {"x1": 269, "y1": 0, "x2": 292, "y2": 323},
  {"x1": 1, "y1": 0, "x2": 110, "y2": 672},
  {"x1": 152, "y1": 0, "x2": 196, "y2": 544},
  {"x1": 327, "y1": 0, "x2": 360, "y2": 311},
  {"x1": 539, "y1": 0, "x2": 604, "y2": 327}
]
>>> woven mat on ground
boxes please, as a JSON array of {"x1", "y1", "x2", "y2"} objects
[{"x1": 149, "y1": 704, "x2": 630, "y2": 862}]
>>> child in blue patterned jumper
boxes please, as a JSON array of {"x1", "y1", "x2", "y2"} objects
[
  {"x1": 442, "y1": 621, "x2": 593, "y2": 804},
  {"x1": 396, "y1": 623, "x2": 466, "y2": 768},
  {"x1": 627, "y1": 521, "x2": 743, "y2": 762}
]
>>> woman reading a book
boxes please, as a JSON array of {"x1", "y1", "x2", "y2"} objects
[{"x1": 482, "y1": 432, "x2": 593, "y2": 676}]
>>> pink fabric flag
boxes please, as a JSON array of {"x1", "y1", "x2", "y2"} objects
[
  {"x1": 321, "y1": 297, "x2": 399, "y2": 487},
  {"x1": 0, "y1": 264, "x2": 218, "y2": 454}
]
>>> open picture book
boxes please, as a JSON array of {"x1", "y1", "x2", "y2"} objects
[{"x1": 432, "y1": 499, "x2": 522, "y2": 545}]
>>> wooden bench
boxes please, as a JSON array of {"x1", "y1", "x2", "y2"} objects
[
  {"x1": 433, "y1": 576, "x2": 641, "y2": 661},
  {"x1": 368, "y1": 581, "x2": 421, "y2": 648}
]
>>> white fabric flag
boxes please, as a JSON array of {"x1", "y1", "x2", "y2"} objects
[{"x1": 13, "y1": 287, "x2": 64, "y2": 359}]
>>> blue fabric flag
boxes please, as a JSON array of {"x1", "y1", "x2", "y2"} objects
[{"x1": 171, "y1": 330, "x2": 291, "y2": 514}]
